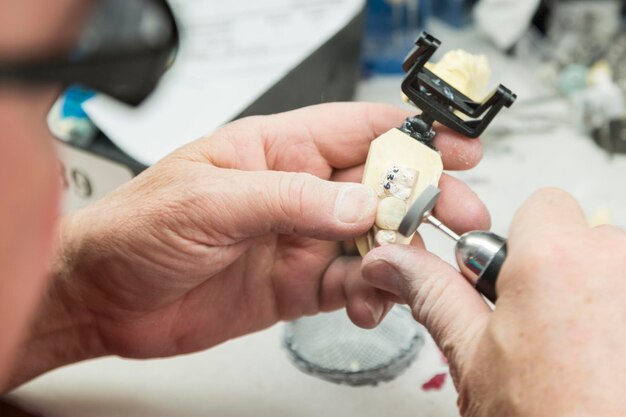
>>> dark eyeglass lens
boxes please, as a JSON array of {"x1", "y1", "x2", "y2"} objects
[{"x1": 74, "y1": 0, "x2": 176, "y2": 58}]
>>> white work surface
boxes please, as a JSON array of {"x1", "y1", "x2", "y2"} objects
[{"x1": 8, "y1": 24, "x2": 626, "y2": 417}]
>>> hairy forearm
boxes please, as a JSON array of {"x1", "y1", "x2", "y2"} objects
[{"x1": 1, "y1": 217, "x2": 106, "y2": 392}]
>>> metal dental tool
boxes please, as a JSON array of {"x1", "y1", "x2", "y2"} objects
[{"x1": 398, "y1": 185, "x2": 507, "y2": 302}]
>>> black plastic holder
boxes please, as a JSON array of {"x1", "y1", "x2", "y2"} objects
[{"x1": 401, "y1": 32, "x2": 517, "y2": 139}]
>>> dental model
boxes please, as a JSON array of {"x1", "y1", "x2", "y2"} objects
[
  {"x1": 355, "y1": 33, "x2": 516, "y2": 256},
  {"x1": 354, "y1": 129, "x2": 443, "y2": 255}
]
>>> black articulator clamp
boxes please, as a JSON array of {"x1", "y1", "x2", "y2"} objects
[{"x1": 399, "y1": 33, "x2": 517, "y2": 149}]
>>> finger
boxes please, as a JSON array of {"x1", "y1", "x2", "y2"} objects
[
  {"x1": 264, "y1": 103, "x2": 411, "y2": 169},
  {"x1": 208, "y1": 103, "x2": 483, "y2": 172},
  {"x1": 362, "y1": 245, "x2": 490, "y2": 372},
  {"x1": 273, "y1": 105, "x2": 483, "y2": 171},
  {"x1": 593, "y1": 224, "x2": 626, "y2": 237},
  {"x1": 202, "y1": 103, "x2": 411, "y2": 171},
  {"x1": 331, "y1": 164, "x2": 363, "y2": 184},
  {"x1": 341, "y1": 238, "x2": 359, "y2": 256},
  {"x1": 320, "y1": 256, "x2": 393, "y2": 328},
  {"x1": 212, "y1": 170, "x2": 377, "y2": 241},
  {"x1": 433, "y1": 174, "x2": 491, "y2": 233},
  {"x1": 508, "y1": 187, "x2": 587, "y2": 250},
  {"x1": 346, "y1": 272, "x2": 394, "y2": 329},
  {"x1": 433, "y1": 125, "x2": 483, "y2": 170}
]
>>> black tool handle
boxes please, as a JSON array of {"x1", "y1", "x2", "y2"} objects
[
  {"x1": 455, "y1": 231, "x2": 507, "y2": 303},
  {"x1": 474, "y1": 244, "x2": 506, "y2": 303}
]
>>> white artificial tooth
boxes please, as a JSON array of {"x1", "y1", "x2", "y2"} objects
[
  {"x1": 389, "y1": 184, "x2": 412, "y2": 200},
  {"x1": 380, "y1": 166, "x2": 419, "y2": 200},
  {"x1": 375, "y1": 197, "x2": 407, "y2": 230},
  {"x1": 380, "y1": 181, "x2": 408, "y2": 200},
  {"x1": 375, "y1": 229, "x2": 397, "y2": 246},
  {"x1": 396, "y1": 168, "x2": 418, "y2": 188}
]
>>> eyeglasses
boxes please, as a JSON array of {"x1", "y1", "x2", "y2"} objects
[{"x1": 0, "y1": 0, "x2": 179, "y2": 105}]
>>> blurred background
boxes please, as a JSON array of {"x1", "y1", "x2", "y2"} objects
[
  {"x1": 10, "y1": 1, "x2": 626, "y2": 417},
  {"x1": 51, "y1": 0, "x2": 626, "y2": 274},
  {"x1": 53, "y1": 0, "x2": 626, "y2": 227}
]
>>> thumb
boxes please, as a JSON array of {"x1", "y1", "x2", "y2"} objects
[
  {"x1": 215, "y1": 169, "x2": 377, "y2": 240},
  {"x1": 361, "y1": 245, "x2": 491, "y2": 374}
]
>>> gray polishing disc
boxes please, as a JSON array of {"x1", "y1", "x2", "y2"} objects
[{"x1": 398, "y1": 185, "x2": 441, "y2": 237}]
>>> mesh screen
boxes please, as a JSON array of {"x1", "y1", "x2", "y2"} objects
[{"x1": 283, "y1": 306, "x2": 424, "y2": 386}]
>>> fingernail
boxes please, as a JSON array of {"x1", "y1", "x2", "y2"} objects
[
  {"x1": 365, "y1": 296, "x2": 384, "y2": 325},
  {"x1": 334, "y1": 184, "x2": 377, "y2": 224},
  {"x1": 363, "y1": 259, "x2": 403, "y2": 296}
]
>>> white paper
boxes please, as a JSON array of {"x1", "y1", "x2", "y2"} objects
[
  {"x1": 84, "y1": 0, "x2": 365, "y2": 166},
  {"x1": 474, "y1": 0, "x2": 541, "y2": 50}
]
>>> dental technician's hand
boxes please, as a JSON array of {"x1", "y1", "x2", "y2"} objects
[
  {"x1": 362, "y1": 188, "x2": 626, "y2": 417},
  {"x1": 6, "y1": 103, "x2": 488, "y2": 391}
]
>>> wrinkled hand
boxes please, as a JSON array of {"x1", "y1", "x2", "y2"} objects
[
  {"x1": 362, "y1": 188, "x2": 626, "y2": 416},
  {"x1": 52, "y1": 103, "x2": 487, "y2": 362}
]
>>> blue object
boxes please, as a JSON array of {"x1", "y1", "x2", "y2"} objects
[
  {"x1": 60, "y1": 85, "x2": 97, "y2": 118},
  {"x1": 433, "y1": 0, "x2": 477, "y2": 28},
  {"x1": 362, "y1": 0, "x2": 434, "y2": 75},
  {"x1": 48, "y1": 84, "x2": 98, "y2": 145},
  {"x1": 558, "y1": 64, "x2": 589, "y2": 96}
]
